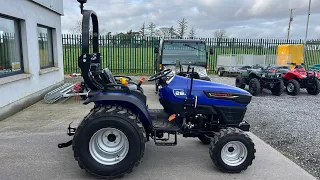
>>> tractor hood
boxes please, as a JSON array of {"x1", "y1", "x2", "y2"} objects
[{"x1": 163, "y1": 75, "x2": 252, "y2": 107}]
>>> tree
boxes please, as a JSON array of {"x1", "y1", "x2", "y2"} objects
[
  {"x1": 155, "y1": 27, "x2": 172, "y2": 38},
  {"x1": 214, "y1": 29, "x2": 228, "y2": 47},
  {"x1": 69, "y1": 19, "x2": 109, "y2": 35},
  {"x1": 140, "y1": 22, "x2": 146, "y2": 37},
  {"x1": 189, "y1": 26, "x2": 196, "y2": 39},
  {"x1": 214, "y1": 29, "x2": 228, "y2": 39},
  {"x1": 148, "y1": 22, "x2": 156, "y2": 37},
  {"x1": 177, "y1": 17, "x2": 188, "y2": 38},
  {"x1": 169, "y1": 26, "x2": 175, "y2": 38},
  {"x1": 70, "y1": 20, "x2": 86, "y2": 35}
]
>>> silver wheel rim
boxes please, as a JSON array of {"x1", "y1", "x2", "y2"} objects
[
  {"x1": 89, "y1": 128, "x2": 129, "y2": 165},
  {"x1": 221, "y1": 141, "x2": 248, "y2": 166},
  {"x1": 287, "y1": 83, "x2": 294, "y2": 92}
]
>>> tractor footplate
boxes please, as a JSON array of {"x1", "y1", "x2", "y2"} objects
[
  {"x1": 58, "y1": 140, "x2": 72, "y2": 148},
  {"x1": 149, "y1": 109, "x2": 178, "y2": 129}
]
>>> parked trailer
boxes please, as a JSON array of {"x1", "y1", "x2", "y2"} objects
[{"x1": 216, "y1": 54, "x2": 291, "y2": 76}]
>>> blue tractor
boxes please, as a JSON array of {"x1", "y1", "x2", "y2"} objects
[{"x1": 58, "y1": 1, "x2": 256, "y2": 179}]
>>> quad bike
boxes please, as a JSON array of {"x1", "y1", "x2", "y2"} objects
[
  {"x1": 235, "y1": 65, "x2": 284, "y2": 96},
  {"x1": 280, "y1": 65, "x2": 320, "y2": 96},
  {"x1": 57, "y1": 1, "x2": 256, "y2": 179}
]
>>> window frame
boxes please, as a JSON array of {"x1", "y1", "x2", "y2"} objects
[
  {"x1": 0, "y1": 13, "x2": 24, "y2": 78},
  {"x1": 37, "y1": 24, "x2": 54, "y2": 69}
]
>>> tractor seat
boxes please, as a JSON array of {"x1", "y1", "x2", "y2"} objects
[{"x1": 102, "y1": 68, "x2": 139, "y2": 91}]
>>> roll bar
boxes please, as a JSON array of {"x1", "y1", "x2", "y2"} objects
[{"x1": 81, "y1": 10, "x2": 99, "y2": 55}]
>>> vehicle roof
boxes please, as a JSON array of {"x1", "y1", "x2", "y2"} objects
[{"x1": 162, "y1": 39, "x2": 206, "y2": 43}]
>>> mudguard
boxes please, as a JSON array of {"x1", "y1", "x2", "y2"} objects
[{"x1": 83, "y1": 90, "x2": 152, "y2": 127}]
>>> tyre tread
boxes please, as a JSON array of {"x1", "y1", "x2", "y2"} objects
[
  {"x1": 72, "y1": 104, "x2": 146, "y2": 179},
  {"x1": 209, "y1": 127, "x2": 256, "y2": 173}
]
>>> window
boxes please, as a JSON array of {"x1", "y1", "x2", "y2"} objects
[
  {"x1": 37, "y1": 25, "x2": 54, "y2": 69},
  {"x1": 0, "y1": 14, "x2": 23, "y2": 77}
]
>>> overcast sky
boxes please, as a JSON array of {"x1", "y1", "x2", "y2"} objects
[{"x1": 61, "y1": 0, "x2": 320, "y2": 39}]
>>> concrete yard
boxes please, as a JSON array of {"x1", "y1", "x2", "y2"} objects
[{"x1": 0, "y1": 84, "x2": 317, "y2": 180}]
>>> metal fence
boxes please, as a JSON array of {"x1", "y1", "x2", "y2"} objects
[{"x1": 62, "y1": 35, "x2": 320, "y2": 74}]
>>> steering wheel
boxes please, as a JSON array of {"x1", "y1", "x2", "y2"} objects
[{"x1": 148, "y1": 69, "x2": 172, "y2": 81}]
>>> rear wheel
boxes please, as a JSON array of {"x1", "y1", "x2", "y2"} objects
[
  {"x1": 72, "y1": 105, "x2": 146, "y2": 179},
  {"x1": 235, "y1": 75, "x2": 245, "y2": 89},
  {"x1": 285, "y1": 79, "x2": 300, "y2": 96},
  {"x1": 271, "y1": 79, "x2": 284, "y2": 96},
  {"x1": 248, "y1": 78, "x2": 261, "y2": 96},
  {"x1": 198, "y1": 135, "x2": 211, "y2": 145},
  {"x1": 209, "y1": 128, "x2": 256, "y2": 173},
  {"x1": 307, "y1": 79, "x2": 320, "y2": 95}
]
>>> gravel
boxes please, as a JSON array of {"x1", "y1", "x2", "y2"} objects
[{"x1": 209, "y1": 75, "x2": 320, "y2": 179}]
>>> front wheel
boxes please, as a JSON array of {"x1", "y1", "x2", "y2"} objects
[
  {"x1": 248, "y1": 78, "x2": 261, "y2": 96},
  {"x1": 285, "y1": 79, "x2": 300, "y2": 96},
  {"x1": 307, "y1": 79, "x2": 320, "y2": 95},
  {"x1": 235, "y1": 75, "x2": 245, "y2": 89},
  {"x1": 72, "y1": 105, "x2": 146, "y2": 179},
  {"x1": 209, "y1": 128, "x2": 256, "y2": 173}
]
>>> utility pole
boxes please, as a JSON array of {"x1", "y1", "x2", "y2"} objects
[
  {"x1": 287, "y1": 8, "x2": 295, "y2": 40},
  {"x1": 305, "y1": 0, "x2": 311, "y2": 43},
  {"x1": 304, "y1": 0, "x2": 312, "y2": 64}
]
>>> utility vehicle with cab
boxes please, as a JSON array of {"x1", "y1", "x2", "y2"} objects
[
  {"x1": 154, "y1": 39, "x2": 213, "y2": 92},
  {"x1": 58, "y1": 1, "x2": 256, "y2": 179}
]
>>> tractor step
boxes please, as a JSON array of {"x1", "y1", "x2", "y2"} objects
[
  {"x1": 153, "y1": 130, "x2": 178, "y2": 146},
  {"x1": 149, "y1": 109, "x2": 179, "y2": 146}
]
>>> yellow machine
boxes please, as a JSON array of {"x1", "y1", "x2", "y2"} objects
[{"x1": 277, "y1": 44, "x2": 304, "y2": 69}]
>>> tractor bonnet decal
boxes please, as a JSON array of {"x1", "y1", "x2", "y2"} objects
[{"x1": 173, "y1": 89, "x2": 186, "y2": 96}]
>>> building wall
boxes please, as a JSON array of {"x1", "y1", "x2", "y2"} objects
[{"x1": 0, "y1": 0, "x2": 64, "y2": 119}]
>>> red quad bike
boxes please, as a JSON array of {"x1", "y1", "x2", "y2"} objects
[{"x1": 282, "y1": 65, "x2": 320, "y2": 96}]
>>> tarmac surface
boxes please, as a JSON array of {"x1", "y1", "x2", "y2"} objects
[{"x1": 0, "y1": 84, "x2": 317, "y2": 180}]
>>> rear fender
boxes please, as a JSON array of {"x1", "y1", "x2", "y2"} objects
[{"x1": 83, "y1": 91, "x2": 152, "y2": 127}]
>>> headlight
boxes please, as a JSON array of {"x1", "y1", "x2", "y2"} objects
[
  {"x1": 198, "y1": 69, "x2": 207, "y2": 77},
  {"x1": 301, "y1": 75, "x2": 307, "y2": 78}
]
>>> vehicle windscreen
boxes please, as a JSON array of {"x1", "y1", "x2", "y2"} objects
[{"x1": 162, "y1": 42, "x2": 206, "y2": 65}]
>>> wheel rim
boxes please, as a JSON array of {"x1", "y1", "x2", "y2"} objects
[
  {"x1": 221, "y1": 141, "x2": 248, "y2": 166},
  {"x1": 287, "y1": 83, "x2": 295, "y2": 92},
  {"x1": 89, "y1": 128, "x2": 129, "y2": 165}
]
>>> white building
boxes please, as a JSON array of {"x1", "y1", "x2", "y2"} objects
[{"x1": 0, "y1": 0, "x2": 64, "y2": 120}]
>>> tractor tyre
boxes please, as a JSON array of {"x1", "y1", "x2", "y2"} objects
[
  {"x1": 307, "y1": 79, "x2": 320, "y2": 95},
  {"x1": 198, "y1": 135, "x2": 211, "y2": 145},
  {"x1": 285, "y1": 79, "x2": 300, "y2": 96},
  {"x1": 209, "y1": 127, "x2": 256, "y2": 173},
  {"x1": 218, "y1": 69, "x2": 224, "y2": 77},
  {"x1": 248, "y1": 78, "x2": 261, "y2": 96},
  {"x1": 271, "y1": 79, "x2": 284, "y2": 96},
  {"x1": 72, "y1": 105, "x2": 146, "y2": 179},
  {"x1": 235, "y1": 75, "x2": 246, "y2": 89}
]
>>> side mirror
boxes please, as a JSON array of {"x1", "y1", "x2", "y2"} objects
[
  {"x1": 154, "y1": 47, "x2": 159, "y2": 54},
  {"x1": 209, "y1": 48, "x2": 213, "y2": 55}
]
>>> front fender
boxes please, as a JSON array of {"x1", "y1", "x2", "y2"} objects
[{"x1": 83, "y1": 91, "x2": 152, "y2": 127}]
